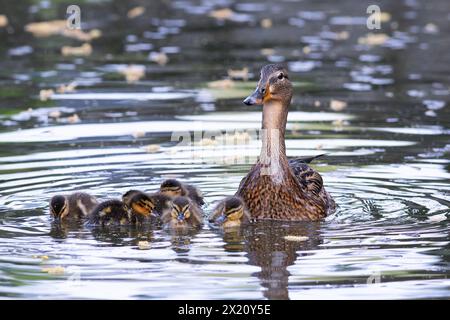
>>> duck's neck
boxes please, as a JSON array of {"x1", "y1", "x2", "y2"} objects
[{"x1": 259, "y1": 100, "x2": 289, "y2": 179}]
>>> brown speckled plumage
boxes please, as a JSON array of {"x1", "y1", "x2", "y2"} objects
[{"x1": 236, "y1": 64, "x2": 335, "y2": 221}]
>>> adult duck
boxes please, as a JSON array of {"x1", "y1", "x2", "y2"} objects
[{"x1": 235, "y1": 64, "x2": 335, "y2": 221}]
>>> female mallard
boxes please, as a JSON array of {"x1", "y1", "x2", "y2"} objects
[
  {"x1": 209, "y1": 196, "x2": 250, "y2": 229},
  {"x1": 161, "y1": 196, "x2": 203, "y2": 230},
  {"x1": 49, "y1": 192, "x2": 98, "y2": 221},
  {"x1": 159, "y1": 179, "x2": 204, "y2": 206},
  {"x1": 236, "y1": 64, "x2": 335, "y2": 221}
]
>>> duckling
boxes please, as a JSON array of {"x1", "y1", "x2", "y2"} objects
[
  {"x1": 87, "y1": 200, "x2": 129, "y2": 226},
  {"x1": 237, "y1": 64, "x2": 335, "y2": 221},
  {"x1": 49, "y1": 192, "x2": 98, "y2": 221},
  {"x1": 125, "y1": 191, "x2": 172, "y2": 224},
  {"x1": 161, "y1": 196, "x2": 203, "y2": 230},
  {"x1": 159, "y1": 179, "x2": 204, "y2": 206},
  {"x1": 209, "y1": 196, "x2": 250, "y2": 229},
  {"x1": 121, "y1": 189, "x2": 142, "y2": 207}
]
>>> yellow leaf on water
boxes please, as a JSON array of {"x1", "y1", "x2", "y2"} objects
[
  {"x1": 42, "y1": 266, "x2": 65, "y2": 274},
  {"x1": 0, "y1": 15, "x2": 8, "y2": 28},
  {"x1": 284, "y1": 235, "x2": 309, "y2": 242},
  {"x1": 127, "y1": 6, "x2": 146, "y2": 19}
]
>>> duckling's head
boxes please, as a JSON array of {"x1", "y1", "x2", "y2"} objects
[
  {"x1": 243, "y1": 64, "x2": 292, "y2": 106},
  {"x1": 50, "y1": 195, "x2": 68, "y2": 220},
  {"x1": 215, "y1": 197, "x2": 245, "y2": 228},
  {"x1": 128, "y1": 192, "x2": 156, "y2": 217},
  {"x1": 170, "y1": 196, "x2": 192, "y2": 223},
  {"x1": 160, "y1": 179, "x2": 183, "y2": 198},
  {"x1": 122, "y1": 189, "x2": 141, "y2": 206}
]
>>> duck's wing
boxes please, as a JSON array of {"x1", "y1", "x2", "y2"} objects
[{"x1": 288, "y1": 155, "x2": 325, "y2": 195}]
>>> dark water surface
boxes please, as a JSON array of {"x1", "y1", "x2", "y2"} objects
[{"x1": 0, "y1": 0, "x2": 449, "y2": 299}]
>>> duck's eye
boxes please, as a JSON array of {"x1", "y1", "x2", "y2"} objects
[
  {"x1": 278, "y1": 73, "x2": 284, "y2": 80},
  {"x1": 261, "y1": 88, "x2": 266, "y2": 94}
]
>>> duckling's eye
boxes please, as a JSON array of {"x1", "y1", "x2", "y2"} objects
[{"x1": 278, "y1": 73, "x2": 284, "y2": 80}]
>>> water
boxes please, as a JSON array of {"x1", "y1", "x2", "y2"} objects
[{"x1": 0, "y1": 0, "x2": 449, "y2": 299}]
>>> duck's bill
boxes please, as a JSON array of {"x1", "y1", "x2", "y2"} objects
[
  {"x1": 243, "y1": 89, "x2": 263, "y2": 106},
  {"x1": 215, "y1": 215, "x2": 227, "y2": 224}
]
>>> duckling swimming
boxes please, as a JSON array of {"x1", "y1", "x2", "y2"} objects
[
  {"x1": 236, "y1": 64, "x2": 335, "y2": 221},
  {"x1": 87, "y1": 199, "x2": 129, "y2": 226},
  {"x1": 209, "y1": 196, "x2": 250, "y2": 229},
  {"x1": 161, "y1": 196, "x2": 203, "y2": 230},
  {"x1": 124, "y1": 191, "x2": 171, "y2": 224},
  {"x1": 159, "y1": 179, "x2": 204, "y2": 206},
  {"x1": 49, "y1": 192, "x2": 98, "y2": 221}
]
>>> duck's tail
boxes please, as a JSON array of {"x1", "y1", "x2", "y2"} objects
[{"x1": 288, "y1": 153, "x2": 327, "y2": 165}]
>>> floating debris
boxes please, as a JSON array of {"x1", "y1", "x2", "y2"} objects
[
  {"x1": 0, "y1": 15, "x2": 8, "y2": 28},
  {"x1": 149, "y1": 51, "x2": 169, "y2": 65},
  {"x1": 330, "y1": 99, "x2": 347, "y2": 111},
  {"x1": 358, "y1": 33, "x2": 389, "y2": 46},
  {"x1": 25, "y1": 20, "x2": 66, "y2": 37},
  {"x1": 42, "y1": 266, "x2": 65, "y2": 275},
  {"x1": 119, "y1": 65, "x2": 146, "y2": 83},
  {"x1": 132, "y1": 131, "x2": 146, "y2": 139},
  {"x1": 138, "y1": 241, "x2": 151, "y2": 250},
  {"x1": 61, "y1": 43, "x2": 92, "y2": 56},
  {"x1": 207, "y1": 79, "x2": 235, "y2": 89},
  {"x1": 260, "y1": 18, "x2": 272, "y2": 28},
  {"x1": 25, "y1": 20, "x2": 101, "y2": 41},
  {"x1": 314, "y1": 100, "x2": 321, "y2": 107},
  {"x1": 209, "y1": 8, "x2": 235, "y2": 21},
  {"x1": 424, "y1": 23, "x2": 439, "y2": 34},
  {"x1": 66, "y1": 114, "x2": 80, "y2": 124},
  {"x1": 284, "y1": 235, "x2": 309, "y2": 242},
  {"x1": 57, "y1": 82, "x2": 77, "y2": 94},
  {"x1": 127, "y1": 6, "x2": 146, "y2": 19},
  {"x1": 62, "y1": 28, "x2": 102, "y2": 42},
  {"x1": 260, "y1": 48, "x2": 275, "y2": 56},
  {"x1": 227, "y1": 67, "x2": 249, "y2": 81},
  {"x1": 143, "y1": 144, "x2": 160, "y2": 153},
  {"x1": 39, "y1": 89, "x2": 54, "y2": 101},
  {"x1": 48, "y1": 110, "x2": 61, "y2": 118},
  {"x1": 428, "y1": 214, "x2": 447, "y2": 223},
  {"x1": 32, "y1": 255, "x2": 49, "y2": 260}
]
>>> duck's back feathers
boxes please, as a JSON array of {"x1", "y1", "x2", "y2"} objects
[
  {"x1": 88, "y1": 200, "x2": 129, "y2": 226},
  {"x1": 67, "y1": 192, "x2": 98, "y2": 218}
]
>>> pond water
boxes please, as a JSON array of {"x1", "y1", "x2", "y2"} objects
[{"x1": 0, "y1": 0, "x2": 449, "y2": 299}]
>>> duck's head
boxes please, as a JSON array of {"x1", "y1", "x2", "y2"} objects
[
  {"x1": 215, "y1": 197, "x2": 245, "y2": 228},
  {"x1": 170, "y1": 196, "x2": 192, "y2": 223},
  {"x1": 122, "y1": 189, "x2": 141, "y2": 206},
  {"x1": 243, "y1": 64, "x2": 292, "y2": 106},
  {"x1": 160, "y1": 179, "x2": 183, "y2": 198},
  {"x1": 50, "y1": 195, "x2": 68, "y2": 220},
  {"x1": 128, "y1": 192, "x2": 157, "y2": 218}
]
